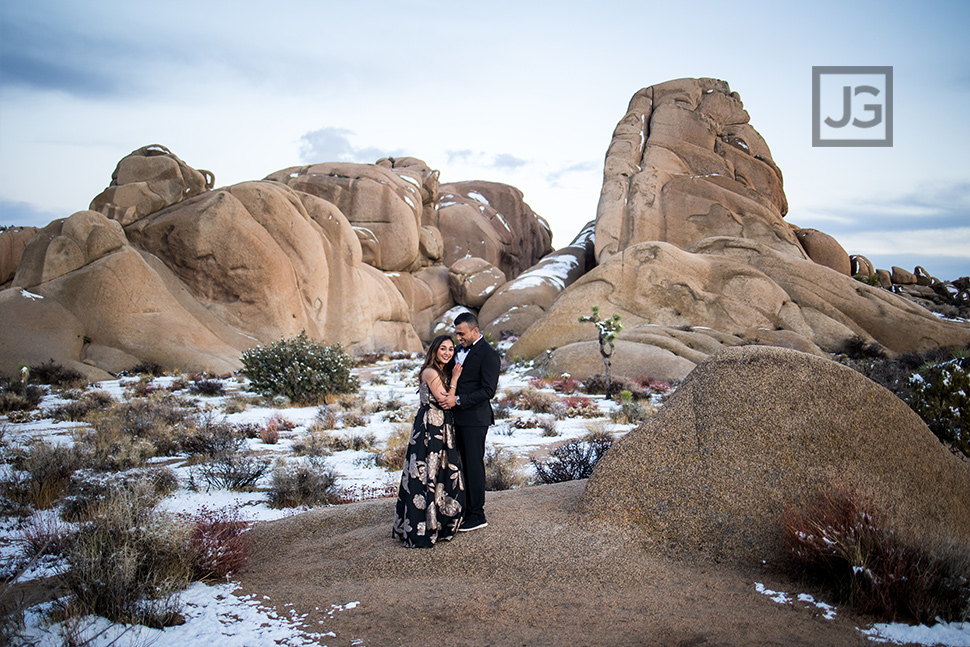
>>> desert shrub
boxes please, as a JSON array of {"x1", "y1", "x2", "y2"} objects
[
  {"x1": 494, "y1": 395, "x2": 513, "y2": 419},
  {"x1": 839, "y1": 334, "x2": 887, "y2": 360},
  {"x1": 553, "y1": 395, "x2": 599, "y2": 419},
  {"x1": 508, "y1": 415, "x2": 542, "y2": 430},
  {"x1": 314, "y1": 406, "x2": 339, "y2": 430},
  {"x1": 267, "y1": 457, "x2": 339, "y2": 508},
  {"x1": 529, "y1": 374, "x2": 580, "y2": 394},
  {"x1": 299, "y1": 430, "x2": 375, "y2": 453},
  {"x1": 610, "y1": 400, "x2": 657, "y2": 425},
  {"x1": 189, "y1": 378, "x2": 226, "y2": 397},
  {"x1": 531, "y1": 433, "x2": 614, "y2": 484},
  {"x1": 484, "y1": 445, "x2": 525, "y2": 490},
  {"x1": 127, "y1": 361, "x2": 167, "y2": 377},
  {"x1": 62, "y1": 485, "x2": 191, "y2": 627},
  {"x1": 239, "y1": 331, "x2": 359, "y2": 405},
  {"x1": 508, "y1": 386, "x2": 556, "y2": 414},
  {"x1": 291, "y1": 430, "x2": 335, "y2": 457},
  {"x1": 258, "y1": 412, "x2": 294, "y2": 445},
  {"x1": 343, "y1": 411, "x2": 368, "y2": 427},
  {"x1": 903, "y1": 357, "x2": 969, "y2": 457},
  {"x1": 194, "y1": 452, "x2": 269, "y2": 491},
  {"x1": 2, "y1": 440, "x2": 86, "y2": 509},
  {"x1": 124, "y1": 375, "x2": 159, "y2": 397},
  {"x1": 50, "y1": 389, "x2": 114, "y2": 422},
  {"x1": 0, "y1": 376, "x2": 45, "y2": 414},
  {"x1": 182, "y1": 507, "x2": 250, "y2": 581},
  {"x1": 539, "y1": 416, "x2": 558, "y2": 437},
  {"x1": 28, "y1": 360, "x2": 88, "y2": 389},
  {"x1": 221, "y1": 393, "x2": 259, "y2": 414},
  {"x1": 180, "y1": 414, "x2": 245, "y2": 458},
  {"x1": 783, "y1": 485, "x2": 970, "y2": 623},
  {"x1": 61, "y1": 467, "x2": 179, "y2": 522},
  {"x1": 76, "y1": 393, "x2": 198, "y2": 469},
  {"x1": 373, "y1": 424, "x2": 412, "y2": 469},
  {"x1": 18, "y1": 513, "x2": 76, "y2": 559}
]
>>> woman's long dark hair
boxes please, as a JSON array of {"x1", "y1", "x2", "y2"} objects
[{"x1": 420, "y1": 334, "x2": 456, "y2": 386}]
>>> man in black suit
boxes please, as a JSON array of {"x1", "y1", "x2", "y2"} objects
[{"x1": 442, "y1": 311, "x2": 500, "y2": 532}]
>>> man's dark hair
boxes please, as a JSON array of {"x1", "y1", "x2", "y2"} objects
[{"x1": 454, "y1": 311, "x2": 479, "y2": 329}]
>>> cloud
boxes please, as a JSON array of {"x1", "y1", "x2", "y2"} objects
[
  {"x1": 299, "y1": 128, "x2": 404, "y2": 164},
  {"x1": 799, "y1": 182, "x2": 970, "y2": 234},
  {"x1": 0, "y1": 17, "x2": 130, "y2": 96},
  {"x1": 0, "y1": 200, "x2": 66, "y2": 228},
  {"x1": 492, "y1": 153, "x2": 527, "y2": 169},
  {"x1": 546, "y1": 161, "x2": 598, "y2": 188},
  {"x1": 445, "y1": 150, "x2": 529, "y2": 170}
]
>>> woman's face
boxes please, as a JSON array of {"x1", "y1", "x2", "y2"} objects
[{"x1": 436, "y1": 339, "x2": 455, "y2": 365}]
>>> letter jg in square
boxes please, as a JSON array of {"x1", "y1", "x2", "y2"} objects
[{"x1": 813, "y1": 66, "x2": 893, "y2": 147}]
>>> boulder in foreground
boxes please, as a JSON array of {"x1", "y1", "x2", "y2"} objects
[{"x1": 581, "y1": 345, "x2": 970, "y2": 565}]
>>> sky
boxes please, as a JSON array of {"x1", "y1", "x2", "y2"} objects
[{"x1": 1, "y1": 0, "x2": 968, "y2": 279}]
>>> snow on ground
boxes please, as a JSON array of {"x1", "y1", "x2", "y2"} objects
[{"x1": 2, "y1": 357, "x2": 968, "y2": 646}]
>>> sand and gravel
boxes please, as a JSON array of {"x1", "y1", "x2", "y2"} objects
[{"x1": 236, "y1": 480, "x2": 874, "y2": 647}]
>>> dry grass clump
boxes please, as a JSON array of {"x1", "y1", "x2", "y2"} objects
[
  {"x1": 17, "y1": 512, "x2": 77, "y2": 560},
  {"x1": 783, "y1": 485, "x2": 970, "y2": 624},
  {"x1": 609, "y1": 398, "x2": 657, "y2": 425},
  {"x1": 1, "y1": 440, "x2": 86, "y2": 510},
  {"x1": 267, "y1": 457, "x2": 339, "y2": 508},
  {"x1": 74, "y1": 393, "x2": 198, "y2": 470},
  {"x1": 373, "y1": 423, "x2": 412, "y2": 469},
  {"x1": 485, "y1": 445, "x2": 526, "y2": 490},
  {"x1": 62, "y1": 484, "x2": 192, "y2": 627},
  {"x1": 180, "y1": 413, "x2": 245, "y2": 458},
  {"x1": 189, "y1": 378, "x2": 226, "y2": 397},
  {"x1": 0, "y1": 377, "x2": 45, "y2": 415},
  {"x1": 221, "y1": 393, "x2": 264, "y2": 414},
  {"x1": 28, "y1": 360, "x2": 88, "y2": 390},
  {"x1": 313, "y1": 406, "x2": 339, "y2": 430},
  {"x1": 50, "y1": 390, "x2": 114, "y2": 422},
  {"x1": 507, "y1": 386, "x2": 557, "y2": 414},
  {"x1": 61, "y1": 467, "x2": 179, "y2": 522}
]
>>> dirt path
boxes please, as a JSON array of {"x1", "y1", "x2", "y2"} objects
[{"x1": 235, "y1": 481, "x2": 884, "y2": 646}]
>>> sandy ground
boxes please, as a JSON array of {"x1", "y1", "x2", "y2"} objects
[{"x1": 236, "y1": 480, "x2": 877, "y2": 647}]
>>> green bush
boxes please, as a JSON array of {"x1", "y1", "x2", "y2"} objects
[
  {"x1": 904, "y1": 357, "x2": 969, "y2": 457},
  {"x1": 239, "y1": 332, "x2": 359, "y2": 405}
]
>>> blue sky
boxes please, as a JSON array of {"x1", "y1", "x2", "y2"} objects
[{"x1": 1, "y1": 0, "x2": 968, "y2": 278}]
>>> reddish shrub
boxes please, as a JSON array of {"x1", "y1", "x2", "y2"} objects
[
  {"x1": 783, "y1": 485, "x2": 970, "y2": 623},
  {"x1": 184, "y1": 507, "x2": 250, "y2": 580}
]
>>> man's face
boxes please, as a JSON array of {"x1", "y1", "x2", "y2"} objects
[{"x1": 454, "y1": 322, "x2": 479, "y2": 348}]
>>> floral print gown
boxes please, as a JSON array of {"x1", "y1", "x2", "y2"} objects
[{"x1": 392, "y1": 382, "x2": 466, "y2": 547}]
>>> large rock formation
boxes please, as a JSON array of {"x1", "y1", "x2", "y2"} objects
[
  {"x1": 479, "y1": 221, "x2": 596, "y2": 340},
  {"x1": 501, "y1": 79, "x2": 969, "y2": 379},
  {"x1": 0, "y1": 226, "x2": 40, "y2": 287},
  {"x1": 0, "y1": 146, "x2": 552, "y2": 379},
  {"x1": 581, "y1": 346, "x2": 970, "y2": 566}
]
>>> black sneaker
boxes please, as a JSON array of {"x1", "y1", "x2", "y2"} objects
[{"x1": 458, "y1": 521, "x2": 488, "y2": 532}]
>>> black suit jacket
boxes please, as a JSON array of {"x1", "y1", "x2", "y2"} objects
[{"x1": 453, "y1": 337, "x2": 501, "y2": 427}]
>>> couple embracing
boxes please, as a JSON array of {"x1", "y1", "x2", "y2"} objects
[{"x1": 391, "y1": 312, "x2": 501, "y2": 548}]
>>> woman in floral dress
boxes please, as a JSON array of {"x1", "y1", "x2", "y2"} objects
[{"x1": 392, "y1": 335, "x2": 466, "y2": 547}]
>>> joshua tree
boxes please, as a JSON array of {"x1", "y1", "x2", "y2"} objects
[{"x1": 579, "y1": 306, "x2": 623, "y2": 398}]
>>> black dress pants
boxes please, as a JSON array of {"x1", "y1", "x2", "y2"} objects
[{"x1": 457, "y1": 424, "x2": 487, "y2": 524}]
